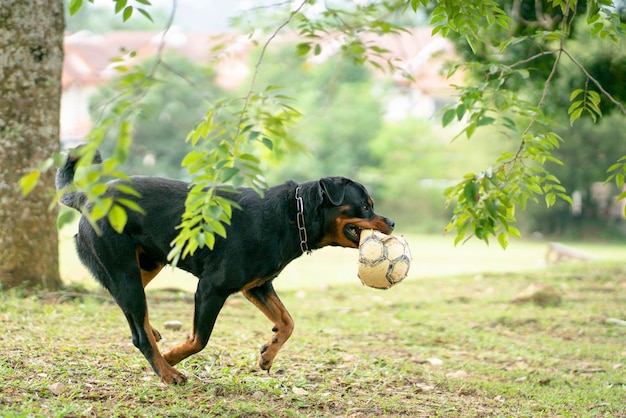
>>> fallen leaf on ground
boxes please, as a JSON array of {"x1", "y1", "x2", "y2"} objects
[
  {"x1": 292, "y1": 386, "x2": 308, "y2": 396},
  {"x1": 48, "y1": 382, "x2": 64, "y2": 396}
]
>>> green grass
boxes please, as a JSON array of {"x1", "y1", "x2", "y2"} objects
[{"x1": 1, "y1": 255, "x2": 625, "y2": 416}]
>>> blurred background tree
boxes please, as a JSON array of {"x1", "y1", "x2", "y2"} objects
[{"x1": 92, "y1": 55, "x2": 227, "y2": 178}]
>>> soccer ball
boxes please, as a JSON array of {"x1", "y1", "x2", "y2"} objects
[{"x1": 358, "y1": 230, "x2": 411, "y2": 289}]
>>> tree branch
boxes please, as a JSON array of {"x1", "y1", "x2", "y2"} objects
[
  {"x1": 509, "y1": 50, "x2": 558, "y2": 69},
  {"x1": 561, "y1": 48, "x2": 626, "y2": 116},
  {"x1": 235, "y1": 0, "x2": 308, "y2": 138},
  {"x1": 508, "y1": 0, "x2": 572, "y2": 167}
]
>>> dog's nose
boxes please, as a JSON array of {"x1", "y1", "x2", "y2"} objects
[{"x1": 386, "y1": 218, "x2": 395, "y2": 231}]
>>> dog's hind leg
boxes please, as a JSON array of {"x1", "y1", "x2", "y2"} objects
[
  {"x1": 242, "y1": 281, "x2": 294, "y2": 371},
  {"x1": 77, "y1": 230, "x2": 186, "y2": 384},
  {"x1": 135, "y1": 246, "x2": 164, "y2": 342},
  {"x1": 115, "y1": 283, "x2": 187, "y2": 385}
]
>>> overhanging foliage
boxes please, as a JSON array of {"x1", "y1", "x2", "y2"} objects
[{"x1": 22, "y1": 0, "x2": 626, "y2": 259}]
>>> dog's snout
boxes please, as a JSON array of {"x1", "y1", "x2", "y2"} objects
[{"x1": 386, "y1": 218, "x2": 395, "y2": 231}]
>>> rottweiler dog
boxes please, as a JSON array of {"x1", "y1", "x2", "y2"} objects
[{"x1": 56, "y1": 150, "x2": 394, "y2": 385}]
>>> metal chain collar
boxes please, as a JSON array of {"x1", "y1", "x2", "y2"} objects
[{"x1": 295, "y1": 186, "x2": 312, "y2": 255}]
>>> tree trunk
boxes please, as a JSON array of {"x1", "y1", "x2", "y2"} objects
[{"x1": 0, "y1": 0, "x2": 64, "y2": 290}]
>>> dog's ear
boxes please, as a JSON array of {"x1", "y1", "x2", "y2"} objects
[{"x1": 319, "y1": 177, "x2": 349, "y2": 206}]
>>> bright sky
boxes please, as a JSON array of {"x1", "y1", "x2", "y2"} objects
[{"x1": 89, "y1": 0, "x2": 242, "y2": 30}]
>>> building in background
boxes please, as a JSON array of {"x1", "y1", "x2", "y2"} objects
[{"x1": 60, "y1": 28, "x2": 460, "y2": 146}]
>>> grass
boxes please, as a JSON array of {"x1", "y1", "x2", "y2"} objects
[{"x1": 1, "y1": 251, "x2": 625, "y2": 416}]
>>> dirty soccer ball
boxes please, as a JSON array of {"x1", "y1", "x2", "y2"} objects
[{"x1": 357, "y1": 230, "x2": 411, "y2": 289}]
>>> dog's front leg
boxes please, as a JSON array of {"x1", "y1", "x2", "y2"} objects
[
  {"x1": 243, "y1": 281, "x2": 294, "y2": 371},
  {"x1": 163, "y1": 288, "x2": 228, "y2": 367}
]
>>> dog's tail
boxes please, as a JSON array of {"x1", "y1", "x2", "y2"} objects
[{"x1": 56, "y1": 147, "x2": 102, "y2": 210}]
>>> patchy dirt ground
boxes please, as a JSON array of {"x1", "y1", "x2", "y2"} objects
[{"x1": 1, "y1": 262, "x2": 625, "y2": 417}]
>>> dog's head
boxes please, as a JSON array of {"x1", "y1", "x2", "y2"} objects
[{"x1": 314, "y1": 176, "x2": 395, "y2": 249}]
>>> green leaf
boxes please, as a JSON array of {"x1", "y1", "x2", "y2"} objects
[
  {"x1": 117, "y1": 198, "x2": 146, "y2": 215},
  {"x1": 19, "y1": 170, "x2": 40, "y2": 196},
  {"x1": 507, "y1": 225, "x2": 521, "y2": 238},
  {"x1": 588, "y1": 90, "x2": 601, "y2": 106},
  {"x1": 203, "y1": 231, "x2": 216, "y2": 250},
  {"x1": 569, "y1": 107, "x2": 583, "y2": 125},
  {"x1": 167, "y1": 247, "x2": 181, "y2": 267},
  {"x1": 221, "y1": 167, "x2": 239, "y2": 183},
  {"x1": 90, "y1": 184, "x2": 108, "y2": 197},
  {"x1": 137, "y1": 8, "x2": 153, "y2": 22},
  {"x1": 181, "y1": 150, "x2": 205, "y2": 168},
  {"x1": 615, "y1": 173, "x2": 624, "y2": 189},
  {"x1": 463, "y1": 181, "x2": 478, "y2": 205},
  {"x1": 91, "y1": 197, "x2": 113, "y2": 222},
  {"x1": 497, "y1": 232, "x2": 508, "y2": 249},
  {"x1": 261, "y1": 137, "x2": 274, "y2": 150},
  {"x1": 208, "y1": 219, "x2": 227, "y2": 238},
  {"x1": 455, "y1": 103, "x2": 467, "y2": 121},
  {"x1": 296, "y1": 43, "x2": 311, "y2": 56},
  {"x1": 442, "y1": 108, "x2": 456, "y2": 127},
  {"x1": 122, "y1": 5, "x2": 133, "y2": 21},
  {"x1": 430, "y1": 13, "x2": 447, "y2": 25},
  {"x1": 559, "y1": 193, "x2": 574, "y2": 205},
  {"x1": 113, "y1": 183, "x2": 142, "y2": 198},
  {"x1": 569, "y1": 89, "x2": 584, "y2": 101},
  {"x1": 108, "y1": 205, "x2": 128, "y2": 234},
  {"x1": 606, "y1": 163, "x2": 622, "y2": 173},
  {"x1": 466, "y1": 122, "x2": 476, "y2": 139},
  {"x1": 453, "y1": 218, "x2": 469, "y2": 246},
  {"x1": 69, "y1": 0, "x2": 83, "y2": 15},
  {"x1": 568, "y1": 100, "x2": 582, "y2": 115},
  {"x1": 115, "y1": 0, "x2": 127, "y2": 14},
  {"x1": 485, "y1": 199, "x2": 497, "y2": 218},
  {"x1": 57, "y1": 208, "x2": 77, "y2": 230},
  {"x1": 476, "y1": 117, "x2": 495, "y2": 127},
  {"x1": 239, "y1": 153, "x2": 260, "y2": 163},
  {"x1": 453, "y1": 230, "x2": 466, "y2": 246}
]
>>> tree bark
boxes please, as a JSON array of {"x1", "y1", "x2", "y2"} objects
[{"x1": 0, "y1": 0, "x2": 64, "y2": 290}]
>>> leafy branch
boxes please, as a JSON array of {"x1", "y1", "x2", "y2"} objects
[
  {"x1": 21, "y1": 0, "x2": 163, "y2": 230},
  {"x1": 606, "y1": 156, "x2": 626, "y2": 216},
  {"x1": 69, "y1": 0, "x2": 154, "y2": 23},
  {"x1": 441, "y1": 0, "x2": 625, "y2": 247},
  {"x1": 167, "y1": 1, "x2": 308, "y2": 264},
  {"x1": 28, "y1": 0, "x2": 626, "y2": 256},
  {"x1": 54, "y1": 0, "x2": 175, "y2": 233}
]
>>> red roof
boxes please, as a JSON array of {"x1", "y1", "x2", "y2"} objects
[{"x1": 62, "y1": 28, "x2": 460, "y2": 93}]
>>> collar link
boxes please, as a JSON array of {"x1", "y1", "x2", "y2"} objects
[{"x1": 295, "y1": 186, "x2": 312, "y2": 255}]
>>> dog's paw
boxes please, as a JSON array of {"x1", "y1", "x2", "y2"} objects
[
  {"x1": 258, "y1": 356, "x2": 272, "y2": 371},
  {"x1": 258, "y1": 344, "x2": 273, "y2": 371},
  {"x1": 160, "y1": 367, "x2": 187, "y2": 385}
]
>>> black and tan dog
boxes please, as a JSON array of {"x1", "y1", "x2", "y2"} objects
[{"x1": 56, "y1": 150, "x2": 394, "y2": 384}]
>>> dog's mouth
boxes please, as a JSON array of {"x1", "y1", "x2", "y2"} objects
[{"x1": 344, "y1": 224, "x2": 363, "y2": 245}]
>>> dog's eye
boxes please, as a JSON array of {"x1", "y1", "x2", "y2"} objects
[{"x1": 362, "y1": 205, "x2": 369, "y2": 212}]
